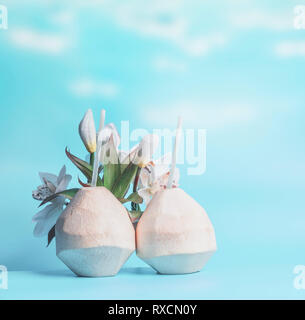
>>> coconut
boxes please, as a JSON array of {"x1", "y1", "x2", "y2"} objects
[
  {"x1": 136, "y1": 188, "x2": 217, "y2": 275},
  {"x1": 56, "y1": 187, "x2": 135, "y2": 277}
]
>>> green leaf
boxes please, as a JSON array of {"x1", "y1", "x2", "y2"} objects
[
  {"x1": 112, "y1": 163, "x2": 138, "y2": 199},
  {"x1": 78, "y1": 177, "x2": 91, "y2": 188},
  {"x1": 131, "y1": 201, "x2": 140, "y2": 212},
  {"x1": 47, "y1": 225, "x2": 56, "y2": 247},
  {"x1": 89, "y1": 153, "x2": 95, "y2": 167},
  {"x1": 103, "y1": 135, "x2": 121, "y2": 191},
  {"x1": 39, "y1": 188, "x2": 80, "y2": 207},
  {"x1": 128, "y1": 210, "x2": 143, "y2": 224},
  {"x1": 119, "y1": 147, "x2": 137, "y2": 174},
  {"x1": 65, "y1": 148, "x2": 92, "y2": 179},
  {"x1": 65, "y1": 148, "x2": 103, "y2": 186},
  {"x1": 119, "y1": 192, "x2": 143, "y2": 204},
  {"x1": 104, "y1": 163, "x2": 121, "y2": 190}
]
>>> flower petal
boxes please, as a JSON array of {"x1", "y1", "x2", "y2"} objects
[
  {"x1": 132, "y1": 134, "x2": 159, "y2": 168},
  {"x1": 32, "y1": 203, "x2": 54, "y2": 222},
  {"x1": 99, "y1": 134, "x2": 120, "y2": 165},
  {"x1": 39, "y1": 172, "x2": 57, "y2": 185},
  {"x1": 139, "y1": 166, "x2": 151, "y2": 188},
  {"x1": 97, "y1": 123, "x2": 120, "y2": 148},
  {"x1": 138, "y1": 188, "x2": 152, "y2": 205},
  {"x1": 107, "y1": 123, "x2": 120, "y2": 148},
  {"x1": 172, "y1": 168, "x2": 180, "y2": 186},
  {"x1": 56, "y1": 174, "x2": 72, "y2": 193},
  {"x1": 43, "y1": 179, "x2": 56, "y2": 193},
  {"x1": 79, "y1": 109, "x2": 97, "y2": 153},
  {"x1": 120, "y1": 144, "x2": 140, "y2": 166},
  {"x1": 33, "y1": 203, "x2": 64, "y2": 237},
  {"x1": 57, "y1": 165, "x2": 66, "y2": 185}
]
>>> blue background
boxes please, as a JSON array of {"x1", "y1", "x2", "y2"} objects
[{"x1": 0, "y1": 0, "x2": 305, "y2": 299}]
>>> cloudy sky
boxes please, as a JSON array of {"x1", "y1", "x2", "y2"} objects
[{"x1": 0, "y1": 0, "x2": 304, "y2": 274}]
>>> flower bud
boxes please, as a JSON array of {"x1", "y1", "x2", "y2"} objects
[
  {"x1": 132, "y1": 134, "x2": 159, "y2": 168},
  {"x1": 79, "y1": 109, "x2": 97, "y2": 153}
]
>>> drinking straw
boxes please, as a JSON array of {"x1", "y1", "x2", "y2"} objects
[
  {"x1": 167, "y1": 116, "x2": 182, "y2": 189},
  {"x1": 99, "y1": 109, "x2": 106, "y2": 132},
  {"x1": 91, "y1": 109, "x2": 106, "y2": 187}
]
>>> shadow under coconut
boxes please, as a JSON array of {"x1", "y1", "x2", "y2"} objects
[
  {"x1": 118, "y1": 267, "x2": 156, "y2": 276},
  {"x1": 34, "y1": 266, "x2": 203, "y2": 278},
  {"x1": 33, "y1": 269, "x2": 77, "y2": 278},
  {"x1": 33, "y1": 267, "x2": 157, "y2": 278},
  {"x1": 118, "y1": 267, "x2": 199, "y2": 276}
]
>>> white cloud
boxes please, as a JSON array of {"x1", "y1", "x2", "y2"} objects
[
  {"x1": 102, "y1": 0, "x2": 228, "y2": 57},
  {"x1": 142, "y1": 101, "x2": 256, "y2": 129},
  {"x1": 229, "y1": 8, "x2": 293, "y2": 31},
  {"x1": 275, "y1": 41, "x2": 305, "y2": 57},
  {"x1": 50, "y1": 10, "x2": 75, "y2": 26},
  {"x1": 69, "y1": 78, "x2": 119, "y2": 98},
  {"x1": 116, "y1": 6, "x2": 186, "y2": 40},
  {"x1": 152, "y1": 56, "x2": 186, "y2": 72},
  {"x1": 9, "y1": 28, "x2": 69, "y2": 54},
  {"x1": 176, "y1": 33, "x2": 227, "y2": 56},
  {"x1": 7, "y1": 1, "x2": 228, "y2": 57}
]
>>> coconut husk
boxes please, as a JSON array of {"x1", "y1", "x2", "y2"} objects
[
  {"x1": 56, "y1": 187, "x2": 135, "y2": 277},
  {"x1": 136, "y1": 188, "x2": 217, "y2": 274}
]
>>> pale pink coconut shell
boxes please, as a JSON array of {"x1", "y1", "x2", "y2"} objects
[
  {"x1": 56, "y1": 187, "x2": 135, "y2": 277},
  {"x1": 136, "y1": 188, "x2": 217, "y2": 274}
]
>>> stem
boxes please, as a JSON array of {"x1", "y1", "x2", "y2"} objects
[
  {"x1": 131, "y1": 167, "x2": 141, "y2": 212},
  {"x1": 88, "y1": 153, "x2": 95, "y2": 184},
  {"x1": 167, "y1": 116, "x2": 182, "y2": 189},
  {"x1": 133, "y1": 167, "x2": 141, "y2": 193},
  {"x1": 90, "y1": 152, "x2": 95, "y2": 167}
]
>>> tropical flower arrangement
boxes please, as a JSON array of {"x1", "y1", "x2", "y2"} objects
[
  {"x1": 32, "y1": 109, "x2": 178, "y2": 245},
  {"x1": 31, "y1": 109, "x2": 216, "y2": 277}
]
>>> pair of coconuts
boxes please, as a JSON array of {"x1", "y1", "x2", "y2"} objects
[{"x1": 56, "y1": 187, "x2": 217, "y2": 277}]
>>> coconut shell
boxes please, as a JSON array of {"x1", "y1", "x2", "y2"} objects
[
  {"x1": 136, "y1": 188, "x2": 217, "y2": 274},
  {"x1": 56, "y1": 187, "x2": 135, "y2": 277}
]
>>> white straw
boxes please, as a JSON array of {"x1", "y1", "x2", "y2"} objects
[
  {"x1": 99, "y1": 109, "x2": 106, "y2": 132},
  {"x1": 91, "y1": 109, "x2": 106, "y2": 187},
  {"x1": 167, "y1": 116, "x2": 182, "y2": 189}
]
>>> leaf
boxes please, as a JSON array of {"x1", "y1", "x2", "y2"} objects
[
  {"x1": 104, "y1": 163, "x2": 121, "y2": 190},
  {"x1": 39, "y1": 188, "x2": 80, "y2": 207},
  {"x1": 65, "y1": 148, "x2": 103, "y2": 186},
  {"x1": 103, "y1": 136, "x2": 121, "y2": 191},
  {"x1": 112, "y1": 162, "x2": 138, "y2": 199},
  {"x1": 128, "y1": 210, "x2": 143, "y2": 224},
  {"x1": 131, "y1": 201, "x2": 140, "y2": 212},
  {"x1": 119, "y1": 192, "x2": 143, "y2": 204},
  {"x1": 66, "y1": 148, "x2": 92, "y2": 179},
  {"x1": 119, "y1": 145, "x2": 138, "y2": 173},
  {"x1": 78, "y1": 177, "x2": 91, "y2": 188},
  {"x1": 47, "y1": 225, "x2": 56, "y2": 247}
]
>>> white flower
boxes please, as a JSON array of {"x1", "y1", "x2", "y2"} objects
[
  {"x1": 32, "y1": 166, "x2": 72, "y2": 238},
  {"x1": 91, "y1": 121, "x2": 121, "y2": 186},
  {"x1": 138, "y1": 153, "x2": 180, "y2": 205},
  {"x1": 121, "y1": 134, "x2": 159, "y2": 168},
  {"x1": 98, "y1": 123, "x2": 121, "y2": 165},
  {"x1": 79, "y1": 109, "x2": 97, "y2": 153}
]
